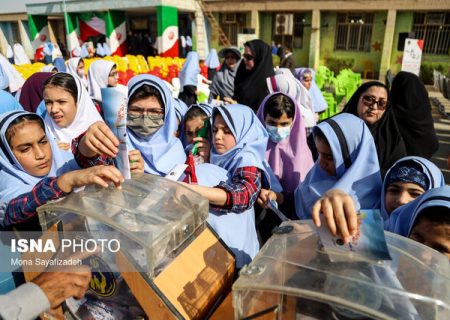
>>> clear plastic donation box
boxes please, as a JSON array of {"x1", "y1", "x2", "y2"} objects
[
  {"x1": 32, "y1": 173, "x2": 235, "y2": 319},
  {"x1": 233, "y1": 220, "x2": 450, "y2": 320}
]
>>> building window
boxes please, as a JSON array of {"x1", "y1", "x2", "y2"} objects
[
  {"x1": 272, "y1": 13, "x2": 305, "y2": 50},
  {"x1": 0, "y1": 22, "x2": 20, "y2": 45},
  {"x1": 334, "y1": 13, "x2": 374, "y2": 51},
  {"x1": 220, "y1": 13, "x2": 245, "y2": 46},
  {"x1": 413, "y1": 12, "x2": 450, "y2": 55}
]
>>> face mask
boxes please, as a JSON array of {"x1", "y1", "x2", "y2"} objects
[
  {"x1": 266, "y1": 124, "x2": 291, "y2": 143},
  {"x1": 77, "y1": 70, "x2": 84, "y2": 78},
  {"x1": 127, "y1": 114, "x2": 164, "y2": 138}
]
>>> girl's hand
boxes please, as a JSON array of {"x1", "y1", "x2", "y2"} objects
[
  {"x1": 192, "y1": 137, "x2": 211, "y2": 163},
  {"x1": 79, "y1": 121, "x2": 119, "y2": 158},
  {"x1": 311, "y1": 189, "x2": 358, "y2": 244},
  {"x1": 57, "y1": 141, "x2": 70, "y2": 151},
  {"x1": 57, "y1": 165, "x2": 124, "y2": 193},
  {"x1": 128, "y1": 149, "x2": 145, "y2": 173},
  {"x1": 257, "y1": 188, "x2": 278, "y2": 209}
]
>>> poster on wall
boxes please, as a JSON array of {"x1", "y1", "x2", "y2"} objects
[
  {"x1": 401, "y1": 38, "x2": 424, "y2": 76},
  {"x1": 237, "y1": 34, "x2": 257, "y2": 53}
]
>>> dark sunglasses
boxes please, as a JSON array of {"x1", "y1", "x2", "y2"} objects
[
  {"x1": 225, "y1": 54, "x2": 236, "y2": 59},
  {"x1": 243, "y1": 53, "x2": 254, "y2": 61},
  {"x1": 361, "y1": 95, "x2": 389, "y2": 110}
]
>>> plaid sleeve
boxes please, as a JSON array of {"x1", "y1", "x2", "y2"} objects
[
  {"x1": 1, "y1": 177, "x2": 68, "y2": 228},
  {"x1": 211, "y1": 166, "x2": 261, "y2": 214},
  {"x1": 72, "y1": 133, "x2": 113, "y2": 168}
]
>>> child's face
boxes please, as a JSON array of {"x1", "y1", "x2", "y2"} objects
[
  {"x1": 410, "y1": 217, "x2": 450, "y2": 259},
  {"x1": 264, "y1": 112, "x2": 293, "y2": 128},
  {"x1": 44, "y1": 85, "x2": 77, "y2": 128},
  {"x1": 314, "y1": 137, "x2": 335, "y2": 176},
  {"x1": 213, "y1": 114, "x2": 236, "y2": 154},
  {"x1": 77, "y1": 60, "x2": 85, "y2": 77},
  {"x1": 385, "y1": 182, "x2": 425, "y2": 214},
  {"x1": 9, "y1": 122, "x2": 52, "y2": 177},
  {"x1": 185, "y1": 117, "x2": 205, "y2": 145},
  {"x1": 108, "y1": 66, "x2": 119, "y2": 87}
]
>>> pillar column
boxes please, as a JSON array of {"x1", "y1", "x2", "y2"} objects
[
  {"x1": 251, "y1": 10, "x2": 260, "y2": 38},
  {"x1": 309, "y1": 10, "x2": 321, "y2": 70},
  {"x1": 379, "y1": 10, "x2": 397, "y2": 82},
  {"x1": 18, "y1": 19, "x2": 34, "y2": 59}
]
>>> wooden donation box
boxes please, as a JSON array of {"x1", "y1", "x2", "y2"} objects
[
  {"x1": 34, "y1": 173, "x2": 235, "y2": 319},
  {"x1": 232, "y1": 221, "x2": 450, "y2": 320}
]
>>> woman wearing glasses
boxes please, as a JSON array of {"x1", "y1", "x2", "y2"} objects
[
  {"x1": 342, "y1": 72, "x2": 438, "y2": 176},
  {"x1": 208, "y1": 47, "x2": 241, "y2": 103},
  {"x1": 233, "y1": 39, "x2": 274, "y2": 112}
]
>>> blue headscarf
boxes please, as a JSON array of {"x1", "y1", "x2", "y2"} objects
[
  {"x1": 0, "y1": 63, "x2": 9, "y2": 90},
  {"x1": 0, "y1": 111, "x2": 79, "y2": 205},
  {"x1": 126, "y1": 74, "x2": 186, "y2": 176},
  {"x1": 295, "y1": 113, "x2": 382, "y2": 219},
  {"x1": 205, "y1": 49, "x2": 220, "y2": 69},
  {"x1": 173, "y1": 97, "x2": 188, "y2": 124},
  {"x1": 295, "y1": 68, "x2": 328, "y2": 113},
  {"x1": 381, "y1": 156, "x2": 445, "y2": 220},
  {"x1": 385, "y1": 186, "x2": 450, "y2": 237},
  {"x1": 0, "y1": 90, "x2": 23, "y2": 113},
  {"x1": 179, "y1": 51, "x2": 200, "y2": 88},
  {"x1": 53, "y1": 57, "x2": 67, "y2": 72},
  {"x1": 181, "y1": 102, "x2": 213, "y2": 148},
  {"x1": 210, "y1": 104, "x2": 268, "y2": 175}
]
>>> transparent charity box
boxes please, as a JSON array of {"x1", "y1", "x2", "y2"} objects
[
  {"x1": 34, "y1": 173, "x2": 235, "y2": 320},
  {"x1": 233, "y1": 220, "x2": 450, "y2": 320}
]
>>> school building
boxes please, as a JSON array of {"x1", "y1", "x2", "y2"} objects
[{"x1": 0, "y1": 0, "x2": 449, "y2": 81}]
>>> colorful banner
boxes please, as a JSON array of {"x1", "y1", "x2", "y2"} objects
[
  {"x1": 101, "y1": 87, "x2": 131, "y2": 179},
  {"x1": 156, "y1": 6, "x2": 179, "y2": 57},
  {"x1": 401, "y1": 38, "x2": 424, "y2": 76},
  {"x1": 28, "y1": 15, "x2": 49, "y2": 52}
]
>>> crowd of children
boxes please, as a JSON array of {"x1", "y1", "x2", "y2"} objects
[{"x1": 0, "y1": 37, "x2": 448, "y2": 318}]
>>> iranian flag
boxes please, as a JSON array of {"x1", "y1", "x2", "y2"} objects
[
  {"x1": 78, "y1": 13, "x2": 106, "y2": 42},
  {"x1": 157, "y1": 6, "x2": 179, "y2": 57},
  {"x1": 28, "y1": 15, "x2": 49, "y2": 52},
  {"x1": 105, "y1": 11, "x2": 126, "y2": 56},
  {"x1": 65, "y1": 12, "x2": 79, "y2": 56}
]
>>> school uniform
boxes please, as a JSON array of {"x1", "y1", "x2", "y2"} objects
[
  {"x1": 126, "y1": 75, "x2": 186, "y2": 176},
  {"x1": 385, "y1": 186, "x2": 450, "y2": 237},
  {"x1": 380, "y1": 156, "x2": 445, "y2": 220},
  {"x1": 205, "y1": 104, "x2": 269, "y2": 268},
  {"x1": 295, "y1": 113, "x2": 382, "y2": 219}
]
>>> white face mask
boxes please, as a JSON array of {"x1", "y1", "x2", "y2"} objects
[{"x1": 266, "y1": 124, "x2": 291, "y2": 143}]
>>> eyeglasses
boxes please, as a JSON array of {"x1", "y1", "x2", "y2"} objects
[
  {"x1": 243, "y1": 53, "x2": 254, "y2": 61},
  {"x1": 361, "y1": 95, "x2": 389, "y2": 110},
  {"x1": 225, "y1": 55, "x2": 236, "y2": 60},
  {"x1": 128, "y1": 108, "x2": 165, "y2": 118}
]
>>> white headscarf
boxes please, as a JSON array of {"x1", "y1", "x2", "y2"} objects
[
  {"x1": 87, "y1": 59, "x2": 115, "y2": 102},
  {"x1": 0, "y1": 54, "x2": 24, "y2": 93},
  {"x1": 13, "y1": 43, "x2": 31, "y2": 65},
  {"x1": 6, "y1": 45, "x2": 13, "y2": 59},
  {"x1": 44, "y1": 73, "x2": 103, "y2": 143},
  {"x1": 67, "y1": 57, "x2": 88, "y2": 89}
]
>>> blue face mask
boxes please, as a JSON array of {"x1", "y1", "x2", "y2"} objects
[{"x1": 266, "y1": 124, "x2": 291, "y2": 143}]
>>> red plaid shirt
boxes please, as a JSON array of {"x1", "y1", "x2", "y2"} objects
[
  {"x1": 1, "y1": 177, "x2": 67, "y2": 228},
  {"x1": 211, "y1": 166, "x2": 262, "y2": 213}
]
